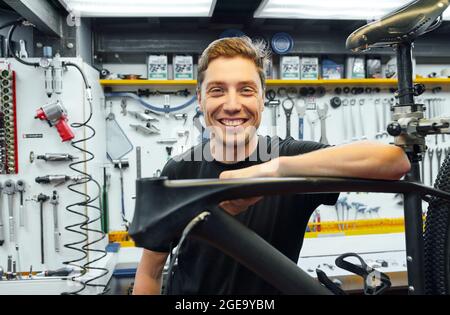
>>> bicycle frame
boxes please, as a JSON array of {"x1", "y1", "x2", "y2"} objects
[{"x1": 129, "y1": 176, "x2": 450, "y2": 294}]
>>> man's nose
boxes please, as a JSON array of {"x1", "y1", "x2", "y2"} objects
[{"x1": 223, "y1": 90, "x2": 242, "y2": 113}]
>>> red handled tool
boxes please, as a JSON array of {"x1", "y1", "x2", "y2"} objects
[{"x1": 35, "y1": 101, "x2": 74, "y2": 142}]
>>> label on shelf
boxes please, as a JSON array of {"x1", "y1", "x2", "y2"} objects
[
  {"x1": 173, "y1": 55, "x2": 193, "y2": 80},
  {"x1": 301, "y1": 57, "x2": 319, "y2": 80},
  {"x1": 281, "y1": 56, "x2": 300, "y2": 80},
  {"x1": 148, "y1": 55, "x2": 168, "y2": 80}
]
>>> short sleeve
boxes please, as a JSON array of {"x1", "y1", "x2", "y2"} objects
[{"x1": 282, "y1": 137, "x2": 339, "y2": 206}]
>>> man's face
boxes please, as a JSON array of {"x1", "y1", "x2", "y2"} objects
[{"x1": 198, "y1": 56, "x2": 264, "y2": 147}]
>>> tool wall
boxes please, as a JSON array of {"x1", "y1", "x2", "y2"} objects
[
  {"x1": 103, "y1": 63, "x2": 450, "y2": 236},
  {"x1": 0, "y1": 58, "x2": 107, "y2": 281}
]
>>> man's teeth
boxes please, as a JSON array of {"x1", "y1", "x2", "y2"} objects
[{"x1": 221, "y1": 119, "x2": 246, "y2": 126}]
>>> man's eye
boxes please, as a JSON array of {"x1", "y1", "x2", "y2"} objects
[
  {"x1": 241, "y1": 88, "x2": 256, "y2": 95},
  {"x1": 209, "y1": 88, "x2": 224, "y2": 95}
]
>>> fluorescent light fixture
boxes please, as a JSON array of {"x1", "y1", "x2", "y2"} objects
[
  {"x1": 254, "y1": 0, "x2": 450, "y2": 21},
  {"x1": 59, "y1": 0, "x2": 216, "y2": 17}
]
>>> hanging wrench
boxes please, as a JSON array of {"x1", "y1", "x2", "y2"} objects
[
  {"x1": 380, "y1": 98, "x2": 390, "y2": 138},
  {"x1": 317, "y1": 103, "x2": 329, "y2": 145},
  {"x1": 3, "y1": 180, "x2": 16, "y2": 244},
  {"x1": 348, "y1": 98, "x2": 357, "y2": 141},
  {"x1": 436, "y1": 148, "x2": 443, "y2": 174},
  {"x1": 265, "y1": 90, "x2": 280, "y2": 137},
  {"x1": 428, "y1": 148, "x2": 434, "y2": 186},
  {"x1": 358, "y1": 99, "x2": 367, "y2": 140},
  {"x1": 19, "y1": 40, "x2": 28, "y2": 59},
  {"x1": 16, "y1": 180, "x2": 25, "y2": 227},
  {"x1": 374, "y1": 98, "x2": 383, "y2": 139},
  {"x1": 341, "y1": 98, "x2": 349, "y2": 143},
  {"x1": 306, "y1": 111, "x2": 318, "y2": 141},
  {"x1": 50, "y1": 191, "x2": 61, "y2": 253},
  {"x1": 282, "y1": 98, "x2": 294, "y2": 138},
  {"x1": 421, "y1": 153, "x2": 426, "y2": 184},
  {"x1": 295, "y1": 99, "x2": 307, "y2": 140}
]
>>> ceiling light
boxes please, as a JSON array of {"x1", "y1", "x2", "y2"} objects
[
  {"x1": 254, "y1": 0, "x2": 441, "y2": 20},
  {"x1": 59, "y1": 0, "x2": 216, "y2": 17}
]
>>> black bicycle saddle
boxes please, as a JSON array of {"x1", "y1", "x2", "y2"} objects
[{"x1": 346, "y1": 0, "x2": 449, "y2": 51}]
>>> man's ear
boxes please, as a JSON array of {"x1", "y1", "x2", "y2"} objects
[
  {"x1": 196, "y1": 88, "x2": 205, "y2": 113},
  {"x1": 260, "y1": 89, "x2": 265, "y2": 112}
]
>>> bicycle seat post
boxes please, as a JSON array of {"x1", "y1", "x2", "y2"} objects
[{"x1": 346, "y1": 0, "x2": 450, "y2": 295}]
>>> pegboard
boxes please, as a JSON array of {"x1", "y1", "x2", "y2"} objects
[{"x1": 0, "y1": 58, "x2": 107, "y2": 278}]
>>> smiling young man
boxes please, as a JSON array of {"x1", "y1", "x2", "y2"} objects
[{"x1": 133, "y1": 37, "x2": 411, "y2": 295}]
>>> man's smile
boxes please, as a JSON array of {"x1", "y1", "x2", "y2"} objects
[{"x1": 217, "y1": 118, "x2": 249, "y2": 127}]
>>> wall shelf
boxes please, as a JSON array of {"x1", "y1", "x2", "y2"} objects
[{"x1": 100, "y1": 78, "x2": 450, "y2": 87}]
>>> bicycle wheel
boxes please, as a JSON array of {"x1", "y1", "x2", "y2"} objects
[{"x1": 424, "y1": 153, "x2": 450, "y2": 294}]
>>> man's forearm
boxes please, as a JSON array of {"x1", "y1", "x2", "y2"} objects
[{"x1": 275, "y1": 141, "x2": 411, "y2": 180}]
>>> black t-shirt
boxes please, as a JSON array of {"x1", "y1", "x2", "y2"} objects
[{"x1": 159, "y1": 135, "x2": 339, "y2": 295}]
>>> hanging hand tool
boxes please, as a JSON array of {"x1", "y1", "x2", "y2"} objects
[
  {"x1": 265, "y1": 90, "x2": 280, "y2": 137},
  {"x1": 6, "y1": 256, "x2": 12, "y2": 280},
  {"x1": 295, "y1": 99, "x2": 307, "y2": 140},
  {"x1": 36, "y1": 267, "x2": 74, "y2": 277},
  {"x1": 436, "y1": 148, "x2": 443, "y2": 173},
  {"x1": 4, "y1": 179, "x2": 16, "y2": 244},
  {"x1": 353, "y1": 202, "x2": 367, "y2": 227},
  {"x1": 421, "y1": 153, "x2": 426, "y2": 184},
  {"x1": 306, "y1": 111, "x2": 318, "y2": 141},
  {"x1": 193, "y1": 107, "x2": 207, "y2": 142},
  {"x1": 15, "y1": 180, "x2": 25, "y2": 228},
  {"x1": 128, "y1": 110, "x2": 159, "y2": 122},
  {"x1": 0, "y1": 182, "x2": 4, "y2": 246},
  {"x1": 156, "y1": 139, "x2": 178, "y2": 145},
  {"x1": 380, "y1": 98, "x2": 391, "y2": 138},
  {"x1": 35, "y1": 175, "x2": 82, "y2": 187},
  {"x1": 101, "y1": 166, "x2": 111, "y2": 233},
  {"x1": 36, "y1": 193, "x2": 50, "y2": 264},
  {"x1": 374, "y1": 98, "x2": 383, "y2": 139},
  {"x1": 36, "y1": 153, "x2": 78, "y2": 162},
  {"x1": 166, "y1": 147, "x2": 173, "y2": 160},
  {"x1": 349, "y1": 99, "x2": 357, "y2": 141},
  {"x1": 282, "y1": 98, "x2": 294, "y2": 138},
  {"x1": 49, "y1": 191, "x2": 60, "y2": 253},
  {"x1": 370, "y1": 207, "x2": 381, "y2": 218},
  {"x1": 317, "y1": 103, "x2": 330, "y2": 145},
  {"x1": 358, "y1": 99, "x2": 367, "y2": 140},
  {"x1": 19, "y1": 40, "x2": 28, "y2": 59},
  {"x1": 334, "y1": 203, "x2": 341, "y2": 231},
  {"x1": 428, "y1": 148, "x2": 434, "y2": 186},
  {"x1": 120, "y1": 99, "x2": 127, "y2": 116},
  {"x1": 341, "y1": 99, "x2": 349, "y2": 143},
  {"x1": 113, "y1": 159, "x2": 130, "y2": 230},
  {"x1": 129, "y1": 123, "x2": 160, "y2": 135},
  {"x1": 172, "y1": 113, "x2": 188, "y2": 125}
]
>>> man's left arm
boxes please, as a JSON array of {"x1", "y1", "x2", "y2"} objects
[
  {"x1": 221, "y1": 141, "x2": 411, "y2": 181},
  {"x1": 219, "y1": 141, "x2": 411, "y2": 215}
]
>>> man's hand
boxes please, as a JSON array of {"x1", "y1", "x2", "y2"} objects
[
  {"x1": 218, "y1": 197, "x2": 263, "y2": 216},
  {"x1": 218, "y1": 161, "x2": 279, "y2": 215}
]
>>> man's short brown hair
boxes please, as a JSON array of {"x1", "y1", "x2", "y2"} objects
[{"x1": 197, "y1": 36, "x2": 270, "y2": 92}]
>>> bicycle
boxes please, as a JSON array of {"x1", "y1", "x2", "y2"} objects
[{"x1": 129, "y1": 0, "x2": 450, "y2": 295}]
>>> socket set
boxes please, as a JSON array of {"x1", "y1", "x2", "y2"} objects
[{"x1": 0, "y1": 69, "x2": 18, "y2": 174}]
